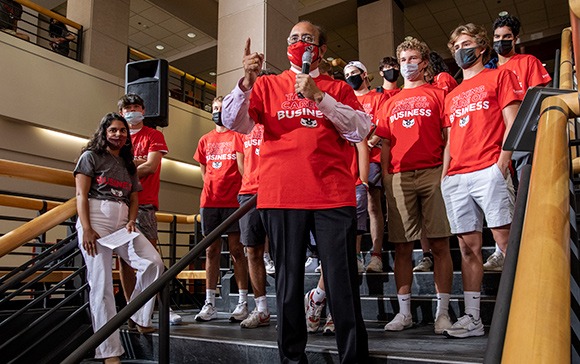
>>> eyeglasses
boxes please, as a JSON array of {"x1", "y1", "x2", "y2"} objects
[{"x1": 287, "y1": 34, "x2": 316, "y2": 45}]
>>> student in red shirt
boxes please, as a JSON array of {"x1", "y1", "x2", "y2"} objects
[
  {"x1": 375, "y1": 56, "x2": 402, "y2": 98},
  {"x1": 193, "y1": 96, "x2": 249, "y2": 323},
  {"x1": 375, "y1": 37, "x2": 453, "y2": 335},
  {"x1": 222, "y1": 20, "x2": 370, "y2": 363},
  {"x1": 117, "y1": 93, "x2": 182, "y2": 325},
  {"x1": 441, "y1": 23, "x2": 523, "y2": 338},
  {"x1": 343, "y1": 60, "x2": 385, "y2": 273}
]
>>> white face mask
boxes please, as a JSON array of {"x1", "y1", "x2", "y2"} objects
[
  {"x1": 400, "y1": 63, "x2": 421, "y2": 81},
  {"x1": 124, "y1": 111, "x2": 144, "y2": 125}
]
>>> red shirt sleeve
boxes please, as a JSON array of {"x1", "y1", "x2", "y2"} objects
[
  {"x1": 147, "y1": 129, "x2": 168, "y2": 153},
  {"x1": 526, "y1": 56, "x2": 552, "y2": 87},
  {"x1": 193, "y1": 136, "x2": 206, "y2": 165},
  {"x1": 498, "y1": 69, "x2": 524, "y2": 109}
]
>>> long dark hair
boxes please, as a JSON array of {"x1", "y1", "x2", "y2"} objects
[{"x1": 83, "y1": 112, "x2": 136, "y2": 175}]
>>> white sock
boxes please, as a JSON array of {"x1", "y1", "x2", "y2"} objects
[
  {"x1": 312, "y1": 286, "x2": 326, "y2": 303},
  {"x1": 494, "y1": 244, "x2": 504, "y2": 255},
  {"x1": 206, "y1": 289, "x2": 216, "y2": 306},
  {"x1": 263, "y1": 252, "x2": 271, "y2": 261},
  {"x1": 464, "y1": 291, "x2": 481, "y2": 320},
  {"x1": 239, "y1": 289, "x2": 248, "y2": 304},
  {"x1": 255, "y1": 295, "x2": 268, "y2": 313},
  {"x1": 435, "y1": 293, "x2": 450, "y2": 318},
  {"x1": 398, "y1": 293, "x2": 411, "y2": 316}
]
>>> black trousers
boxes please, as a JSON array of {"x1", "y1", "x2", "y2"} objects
[{"x1": 261, "y1": 207, "x2": 369, "y2": 364}]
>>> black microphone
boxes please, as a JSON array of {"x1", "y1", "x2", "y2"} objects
[{"x1": 297, "y1": 46, "x2": 313, "y2": 99}]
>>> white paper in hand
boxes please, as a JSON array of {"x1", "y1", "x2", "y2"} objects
[{"x1": 97, "y1": 228, "x2": 140, "y2": 249}]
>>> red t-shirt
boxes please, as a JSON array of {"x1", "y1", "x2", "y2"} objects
[
  {"x1": 498, "y1": 53, "x2": 552, "y2": 91},
  {"x1": 248, "y1": 70, "x2": 359, "y2": 209},
  {"x1": 444, "y1": 68, "x2": 524, "y2": 175},
  {"x1": 357, "y1": 91, "x2": 387, "y2": 164},
  {"x1": 131, "y1": 126, "x2": 168, "y2": 210},
  {"x1": 433, "y1": 72, "x2": 458, "y2": 94},
  {"x1": 375, "y1": 83, "x2": 447, "y2": 174},
  {"x1": 193, "y1": 129, "x2": 243, "y2": 208},
  {"x1": 237, "y1": 124, "x2": 263, "y2": 195},
  {"x1": 375, "y1": 88, "x2": 401, "y2": 99}
]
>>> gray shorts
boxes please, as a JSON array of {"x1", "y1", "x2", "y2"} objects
[
  {"x1": 237, "y1": 194, "x2": 266, "y2": 247},
  {"x1": 369, "y1": 162, "x2": 383, "y2": 188},
  {"x1": 356, "y1": 184, "x2": 368, "y2": 233},
  {"x1": 200, "y1": 207, "x2": 241, "y2": 236},
  {"x1": 136, "y1": 204, "x2": 158, "y2": 242}
]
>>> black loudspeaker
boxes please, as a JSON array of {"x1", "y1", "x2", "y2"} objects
[{"x1": 125, "y1": 59, "x2": 169, "y2": 128}]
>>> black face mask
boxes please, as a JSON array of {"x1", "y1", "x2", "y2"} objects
[
  {"x1": 346, "y1": 74, "x2": 364, "y2": 90},
  {"x1": 493, "y1": 40, "x2": 513, "y2": 56},
  {"x1": 212, "y1": 112, "x2": 223, "y2": 126},
  {"x1": 383, "y1": 69, "x2": 399, "y2": 83},
  {"x1": 455, "y1": 47, "x2": 481, "y2": 70}
]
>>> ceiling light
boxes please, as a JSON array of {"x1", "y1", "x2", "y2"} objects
[
  {"x1": 156, "y1": 44, "x2": 165, "y2": 50},
  {"x1": 209, "y1": 71, "x2": 217, "y2": 76},
  {"x1": 498, "y1": 11, "x2": 509, "y2": 17},
  {"x1": 327, "y1": 57, "x2": 334, "y2": 61},
  {"x1": 187, "y1": 32, "x2": 196, "y2": 38}
]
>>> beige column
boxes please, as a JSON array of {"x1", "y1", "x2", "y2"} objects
[
  {"x1": 357, "y1": 0, "x2": 404, "y2": 88},
  {"x1": 216, "y1": 0, "x2": 298, "y2": 96},
  {"x1": 67, "y1": 0, "x2": 130, "y2": 79}
]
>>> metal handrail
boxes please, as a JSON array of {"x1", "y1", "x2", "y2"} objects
[
  {"x1": 502, "y1": 91, "x2": 579, "y2": 362},
  {"x1": 62, "y1": 194, "x2": 257, "y2": 364}
]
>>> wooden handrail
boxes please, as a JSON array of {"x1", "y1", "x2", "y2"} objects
[
  {"x1": 502, "y1": 91, "x2": 579, "y2": 363},
  {"x1": 0, "y1": 194, "x2": 61, "y2": 211},
  {"x1": 0, "y1": 159, "x2": 74, "y2": 187},
  {"x1": 560, "y1": 27, "x2": 574, "y2": 90},
  {"x1": 129, "y1": 48, "x2": 216, "y2": 92},
  {"x1": 15, "y1": 0, "x2": 82, "y2": 30},
  {"x1": 0, "y1": 198, "x2": 77, "y2": 258}
]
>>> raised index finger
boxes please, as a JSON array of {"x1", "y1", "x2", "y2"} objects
[{"x1": 244, "y1": 38, "x2": 251, "y2": 56}]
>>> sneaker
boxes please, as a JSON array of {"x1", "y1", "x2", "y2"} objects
[
  {"x1": 384, "y1": 313, "x2": 413, "y2": 331},
  {"x1": 230, "y1": 301, "x2": 249, "y2": 322},
  {"x1": 443, "y1": 314, "x2": 484, "y2": 338},
  {"x1": 240, "y1": 308, "x2": 271, "y2": 328},
  {"x1": 304, "y1": 289, "x2": 325, "y2": 333},
  {"x1": 195, "y1": 302, "x2": 217, "y2": 322},
  {"x1": 434, "y1": 313, "x2": 453, "y2": 334},
  {"x1": 314, "y1": 263, "x2": 322, "y2": 273},
  {"x1": 413, "y1": 256, "x2": 433, "y2": 272},
  {"x1": 169, "y1": 310, "x2": 183, "y2": 325},
  {"x1": 305, "y1": 257, "x2": 319, "y2": 273},
  {"x1": 483, "y1": 251, "x2": 504, "y2": 271},
  {"x1": 366, "y1": 255, "x2": 383, "y2": 272},
  {"x1": 322, "y1": 312, "x2": 335, "y2": 336},
  {"x1": 264, "y1": 258, "x2": 276, "y2": 274},
  {"x1": 357, "y1": 255, "x2": 365, "y2": 273}
]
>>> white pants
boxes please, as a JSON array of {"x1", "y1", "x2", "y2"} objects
[{"x1": 77, "y1": 199, "x2": 164, "y2": 359}]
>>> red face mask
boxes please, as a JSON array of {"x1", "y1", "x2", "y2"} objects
[{"x1": 287, "y1": 41, "x2": 320, "y2": 68}]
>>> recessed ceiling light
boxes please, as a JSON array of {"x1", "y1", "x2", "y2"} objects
[
  {"x1": 187, "y1": 32, "x2": 196, "y2": 38},
  {"x1": 156, "y1": 45, "x2": 164, "y2": 50},
  {"x1": 499, "y1": 11, "x2": 509, "y2": 17},
  {"x1": 542, "y1": 63, "x2": 547, "y2": 66},
  {"x1": 327, "y1": 57, "x2": 334, "y2": 61},
  {"x1": 209, "y1": 71, "x2": 217, "y2": 76}
]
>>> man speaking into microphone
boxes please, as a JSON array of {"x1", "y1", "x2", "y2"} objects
[{"x1": 222, "y1": 20, "x2": 370, "y2": 363}]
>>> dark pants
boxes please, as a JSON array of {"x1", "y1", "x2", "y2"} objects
[{"x1": 261, "y1": 207, "x2": 369, "y2": 364}]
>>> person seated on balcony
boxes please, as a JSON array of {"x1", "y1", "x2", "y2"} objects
[
  {"x1": 193, "y1": 96, "x2": 249, "y2": 323},
  {"x1": 49, "y1": 18, "x2": 75, "y2": 56},
  {"x1": 74, "y1": 112, "x2": 164, "y2": 364},
  {"x1": 0, "y1": 0, "x2": 29, "y2": 41}
]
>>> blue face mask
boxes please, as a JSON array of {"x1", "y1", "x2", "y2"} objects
[
  {"x1": 212, "y1": 112, "x2": 223, "y2": 126},
  {"x1": 124, "y1": 111, "x2": 144, "y2": 125}
]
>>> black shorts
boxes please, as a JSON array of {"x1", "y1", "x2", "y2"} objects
[
  {"x1": 200, "y1": 207, "x2": 240, "y2": 236},
  {"x1": 237, "y1": 194, "x2": 267, "y2": 247},
  {"x1": 136, "y1": 204, "x2": 158, "y2": 242}
]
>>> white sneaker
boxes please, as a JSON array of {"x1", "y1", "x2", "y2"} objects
[
  {"x1": 240, "y1": 308, "x2": 271, "y2": 328},
  {"x1": 169, "y1": 309, "x2": 182, "y2": 325},
  {"x1": 230, "y1": 301, "x2": 249, "y2": 322},
  {"x1": 305, "y1": 257, "x2": 319, "y2": 273},
  {"x1": 434, "y1": 313, "x2": 452, "y2": 334},
  {"x1": 314, "y1": 263, "x2": 322, "y2": 273},
  {"x1": 322, "y1": 312, "x2": 335, "y2": 336},
  {"x1": 264, "y1": 258, "x2": 276, "y2": 274},
  {"x1": 195, "y1": 302, "x2": 217, "y2": 322},
  {"x1": 384, "y1": 313, "x2": 413, "y2": 331},
  {"x1": 304, "y1": 289, "x2": 325, "y2": 333},
  {"x1": 366, "y1": 255, "x2": 383, "y2": 272},
  {"x1": 443, "y1": 314, "x2": 484, "y2": 338},
  {"x1": 357, "y1": 255, "x2": 365, "y2": 273},
  {"x1": 413, "y1": 256, "x2": 433, "y2": 272},
  {"x1": 483, "y1": 251, "x2": 504, "y2": 271}
]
